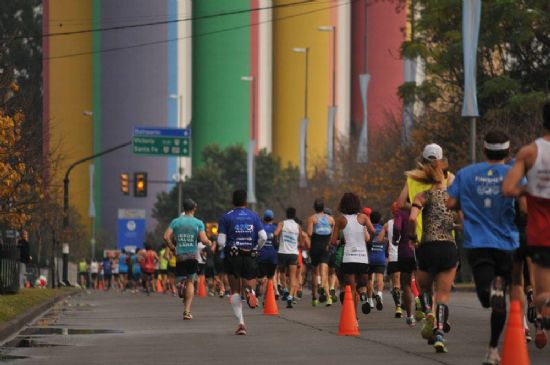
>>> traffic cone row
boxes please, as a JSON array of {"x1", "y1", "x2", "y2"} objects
[
  {"x1": 338, "y1": 285, "x2": 359, "y2": 336},
  {"x1": 263, "y1": 279, "x2": 279, "y2": 315},
  {"x1": 156, "y1": 277, "x2": 163, "y2": 293},
  {"x1": 501, "y1": 300, "x2": 530, "y2": 365},
  {"x1": 197, "y1": 275, "x2": 207, "y2": 297}
]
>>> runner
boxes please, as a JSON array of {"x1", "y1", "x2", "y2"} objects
[
  {"x1": 167, "y1": 248, "x2": 177, "y2": 296},
  {"x1": 158, "y1": 245, "x2": 169, "y2": 293},
  {"x1": 306, "y1": 199, "x2": 335, "y2": 307},
  {"x1": 503, "y1": 99, "x2": 550, "y2": 349},
  {"x1": 164, "y1": 198, "x2": 212, "y2": 320},
  {"x1": 447, "y1": 130, "x2": 521, "y2": 364},
  {"x1": 366, "y1": 211, "x2": 386, "y2": 313},
  {"x1": 257, "y1": 210, "x2": 278, "y2": 300},
  {"x1": 409, "y1": 158, "x2": 458, "y2": 353},
  {"x1": 376, "y1": 202, "x2": 402, "y2": 318},
  {"x1": 330, "y1": 193, "x2": 371, "y2": 317},
  {"x1": 324, "y1": 208, "x2": 339, "y2": 303},
  {"x1": 118, "y1": 250, "x2": 129, "y2": 291},
  {"x1": 217, "y1": 190, "x2": 267, "y2": 335},
  {"x1": 274, "y1": 208, "x2": 303, "y2": 309},
  {"x1": 78, "y1": 258, "x2": 88, "y2": 289},
  {"x1": 90, "y1": 259, "x2": 99, "y2": 290},
  {"x1": 139, "y1": 244, "x2": 159, "y2": 296},
  {"x1": 111, "y1": 254, "x2": 119, "y2": 290}
]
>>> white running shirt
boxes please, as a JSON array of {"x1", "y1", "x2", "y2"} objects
[
  {"x1": 278, "y1": 219, "x2": 300, "y2": 255},
  {"x1": 342, "y1": 214, "x2": 369, "y2": 264},
  {"x1": 388, "y1": 219, "x2": 398, "y2": 263}
]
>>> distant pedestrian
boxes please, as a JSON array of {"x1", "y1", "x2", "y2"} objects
[
  {"x1": 139, "y1": 244, "x2": 159, "y2": 295},
  {"x1": 18, "y1": 230, "x2": 31, "y2": 288}
]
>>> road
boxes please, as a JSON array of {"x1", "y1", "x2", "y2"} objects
[{"x1": 1, "y1": 290, "x2": 549, "y2": 365}]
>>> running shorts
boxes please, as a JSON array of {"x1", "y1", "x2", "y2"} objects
[
  {"x1": 197, "y1": 263, "x2": 205, "y2": 276},
  {"x1": 386, "y1": 262, "x2": 400, "y2": 275},
  {"x1": 367, "y1": 264, "x2": 385, "y2": 275},
  {"x1": 204, "y1": 263, "x2": 215, "y2": 278},
  {"x1": 224, "y1": 255, "x2": 258, "y2": 280},
  {"x1": 310, "y1": 234, "x2": 331, "y2": 266},
  {"x1": 416, "y1": 241, "x2": 458, "y2": 276},
  {"x1": 528, "y1": 246, "x2": 550, "y2": 268},
  {"x1": 258, "y1": 262, "x2": 277, "y2": 278},
  {"x1": 214, "y1": 256, "x2": 224, "y2": 274},
  {"x1": 277, "y1": 253, "x2": 298, "y2": 268},
  {"x1": 341, "y1": 262, "x2": 369, "y2": 275},
  {"x1": 176, "y1": 259, "x2": 198, "y2": 279},
  {"x1": 141, "y1": 272, "x2": 153, "y2": 281},
  {"x1": 397, "y1": 257, "x2": 416, "y2": 274},
  {"x1": 466, "y1": 248, "x2": 514, "y2": 285}
]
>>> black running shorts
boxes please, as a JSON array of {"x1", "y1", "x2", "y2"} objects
[
  {"x1": 386, "y1": 262, "x2": 400, "y2": 275},
  {"x1": 310, "y1": 234, "x2": 332, "y2": 266},
  {"x1": 176, "y1": 259, "x2": 198, "y2": 279},
  {"x1": 397, "y1": 257, "x2": 417, "y2": 273},
  {"x1": 368, "y1": 264, "x2": 386, "y2": 275},
  {"x1": 341, "y1": 262, "x2": 369, "y2": 275},
  {"x1": 277, "y1": 253, "x2": 298, "y2": 268},
  {"x1": 528, "y1": 246, "x2": 550, "y2": 268},
  {"x1": 257, "y1": 262, "x2": 277, "y2": 278},
  {"x1": 416, "y1": 241, "x2": 458, "y2": 276},
  {"x1": 224, "y1": 255, "x2": 258, "y2": 280}
]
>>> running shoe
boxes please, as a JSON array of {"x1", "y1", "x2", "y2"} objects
[
  {"x1": 525, "y1": 328, "x2": 533, "y2": 342},
  {"x1": 406, "y1": 316, "x2": 416, "y2": 328},
  {"x1": 326, "y1": 296, "x2": 333, "y2": 307},
  {"x1": 362, "y1": 301, "x2": 371, "y2": 315},
  {"x1": 414, "y1": 297, "x2": 425, "y2": 321},
  {"x1": 395, "y1": 306, "x2": 403, "y2": 318},
  {"x1": 339, "y1": 291, "x2": 345, "y2": 304},
  {"x1": 359, "y1": 293, "x2": 367, "y2": 302},
  {"x1": 297, "y1": 290, "x2": 303, "y2": 299},
  {"x1": 489, "y1": 276, "x2": 505, "y2": 311},
  {"x1": 245, "y1": 288, "x2": 258, "y2": 309},
  {"x1": 282, "y1": 290, "x2": 289, "y2": 301},
  {"x1": 535, "y1": 318, "x2": 548, "y2": 349},
  {"x1": 482, "y1": 347, "x2": 500, "y2": 365},
  {"x1": 312, "y1": 299, "x2": 320, "y2": 307},
  {"x1": 374, "y1": 294, "x2": 383, "y2": 311},
  {"x1": 275, "y1": 292, "x2": 280, "y2": 300},
  {"x1": 542, "y1": 299, "x2": 550, "y2": 330},
  {"x1": 421, "y1": 313, "x2": 435, "y2": 340},
  {"x1": 183, "y1": 311, "x2": 193, "y2": 320},
  {"x1": 433, "y1": 332, "x2": 447, "y2": 353},
  {"x1": 235, "y1": 324, "x2": 247, "y2": 335},
  {"x1": 177, "y1": 282, "x2": 185, "y2": 298},
  {"x1": 287, "y1": 297, "x2": 293, "y2": 309},
  {"x1": 224, "y1": 290, "x2": 230, "y2": 298},
  {"x1": 330, "y1": 289, "x2": 337, "y2": 303}
]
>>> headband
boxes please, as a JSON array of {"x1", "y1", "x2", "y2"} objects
[{"x1": 484, "y1": 141, "x2": 510, "y2": 151}]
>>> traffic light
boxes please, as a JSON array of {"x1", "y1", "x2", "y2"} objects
[
  {"x1": 206, "y1": 223, "x2": 218, "y2": 239},
  {"x1": 120, "y1": 173, "x2": 129, "y2": 195},
  {"x1": 134, "y1": 172, "x2": 147, "y2": 197}
]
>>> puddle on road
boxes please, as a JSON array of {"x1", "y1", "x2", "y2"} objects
[
  {"x1": 3, "y1": 337, "x2": 68, "y2": 348},
  {"x1": 0, "y1": 353, "x2": 29, "y2": 362},
  {"x1": 19, "y1": 328, "x2": 122, "y2": 336}
]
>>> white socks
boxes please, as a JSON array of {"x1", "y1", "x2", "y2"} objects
[{"x1": 231, "y1": 294, "x2": 244, "y2": 325}]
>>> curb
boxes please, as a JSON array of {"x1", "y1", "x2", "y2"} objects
[{"x1": 0, "y1": 290, "x2": 80, "y2": 344}]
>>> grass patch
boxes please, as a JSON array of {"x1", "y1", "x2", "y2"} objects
[{"x1": 0, "y1": 288, "x2": 79, "y2": 323}]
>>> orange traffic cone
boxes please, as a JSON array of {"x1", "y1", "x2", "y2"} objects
[
  {"x1": 263, "y1": 279, "x2": 279, "y2": 315},
  {"x1": 156, "y1": 277, "x2": 163, "y2": 293},
  {"x1": 501, "y1": 300, "x2": 530, "y2": 365},
  {"x1": 338, "y1": 285, "x2": 359, "y2": 336},
  {"x1": 197, "y1": 276, "x2": 207, "y2": 297},
  {"x1": 411, "y1": 277, "x2": 419, "y2": 297},
  {"x1": 98, "y1": 280, "x2": 103, "y2": 290}
]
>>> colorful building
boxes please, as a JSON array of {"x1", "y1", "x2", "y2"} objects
[{"x1": 43, "y1": 0, "x2": 408, "y2": 241}]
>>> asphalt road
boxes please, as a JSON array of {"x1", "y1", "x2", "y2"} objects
[{"x1": 1, "y1": 289, "x2": 549, "y2": 365}]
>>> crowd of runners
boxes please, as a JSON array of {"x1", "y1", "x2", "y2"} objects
[{"x1": 78, "y1": 101, "x2": 550, "y2": 365}]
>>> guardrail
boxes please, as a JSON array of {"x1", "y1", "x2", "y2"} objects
[{"x1": 0, "y1": 244, "x2": 20, "y2": 294}]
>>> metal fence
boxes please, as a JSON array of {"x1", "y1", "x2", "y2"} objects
[{"x1": 0, "y1": 244, "x2": 20, "y2": 294}]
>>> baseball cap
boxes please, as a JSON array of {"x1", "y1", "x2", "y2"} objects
[
  {"x1": 422, "y1": 143, "x2": 443, "y2": 160},
  {"x1": 362, "y1": 207, "x2": 372, "y2": 216},
  {"x1": 263, "y1": 209, "x2": 274, "y2": 220}
]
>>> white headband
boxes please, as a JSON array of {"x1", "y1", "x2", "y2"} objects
[{"x1": 484, "y1": 141, "x2": 510, "y2": 151}]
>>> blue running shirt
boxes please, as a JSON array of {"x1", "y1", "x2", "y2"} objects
[
  {"x1": 313, "y1": 214, "x2": 332, "y2": 235},
  {"x1": 169, "y1": 215, "x2": 205, "y2": 256},
  {"x1": 448, "y1": 162, "x2": 520, "y2": 251},
  {"x1": 368, "y1": 223, "x2": 386, "y2": 266},
  {"x1": 218, "y1": 208, "x2": 263, "y2": 250},
  {"x1": 258, "y1": 223, "x2": 278, "y2": 264}
]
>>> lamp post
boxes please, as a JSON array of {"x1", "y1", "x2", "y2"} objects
[
  {"x1": 241, "y1": 76, "x2": 257, "y2": 209},
  {"x1": 82, "y1": 110, "x2": 96, "y2": 260},
  {"x1": 293, "y1": 47, "x2": 309, "y2": 188},
  {"x1": 318, "y1": 25, "x2": 337, "y2": 177},
  {"x1": 169, "y1": 94, "x2": 184, "y2": 215}
]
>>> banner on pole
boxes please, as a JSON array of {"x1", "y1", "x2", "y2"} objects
[
  {"x1": 357, "y1": 74, "x2": 370, "y2": 163},
  {"x1": 88, "y1": 164, "x2": 96, "y2": 218},
  {"x1": 461, "y1": 0, "x2": 481, "y2": 117},
  {"x1": 117, "y1": 209, "x2": 146, "y2": 250}
]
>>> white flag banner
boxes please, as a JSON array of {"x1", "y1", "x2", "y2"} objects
[
  {"x1": 247, "y1": 139, "x2": 257, "y2": 204},
  {"x1": 299, "y1": 118, "x2": 309, "y2": 188},
  {"x1": 461, "y1": 0, "x2": 481, "y2": 117},
  {"x1": 326, "y1": 106, "x2": 336, "y2": 178},
  {"x1": 88, "y1": 164, "x2": 96, "y2": 218},
  {"x1": 357, "y1": 73, "x2": 370, "y2": 163},
  {"x1": 402, "y1": 58, "x2": 417, "y2": 144}
]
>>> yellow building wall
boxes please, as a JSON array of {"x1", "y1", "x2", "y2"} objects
[
  {"x1": 48, "y1": 1, "x2": 93, "y2": 233},
  {"x1": 273, "y1": 0, "x2": 331, "y2": 168}
]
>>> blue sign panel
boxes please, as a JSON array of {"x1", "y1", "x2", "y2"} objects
[
  {"x1": 117, "y1": 209, "x2": 146, "y2": 250},
  {"x1": 133, "y1": 127, "x2": 191, "y2": 138}
]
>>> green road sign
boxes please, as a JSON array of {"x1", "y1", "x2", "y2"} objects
[{"x1": 132, "y1": 127, "x2": 191, "y2": 157}]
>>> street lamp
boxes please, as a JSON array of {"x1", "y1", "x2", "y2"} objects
[
  {"x1": 82, "y1": 110, "x2": 96, "y2": 260},
  {"x1": 318, "y1": 25, "x2": 337, "y2": 178},
  {"x1": 293, "y1": 47, "x2": 309, "y2": 188},
  {"x1": 169, "y1": 94, "x2": 184, "y2": 215},
  {"x1": 240, "y1": 76, "x2": 257, "y2": 208}
]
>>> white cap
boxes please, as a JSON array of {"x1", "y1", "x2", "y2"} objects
[{"x1": 422, "y1": 143, "x2": 443, "y2": 160}]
